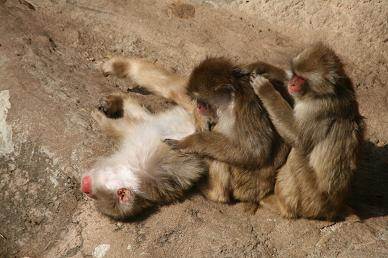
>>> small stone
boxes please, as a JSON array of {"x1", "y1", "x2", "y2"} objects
[
  {"x1": 92, "y1": 244, "x2": 110, "y2": 258},
  {"x1": 8, "y1": 163, "x2": 16, "y2": 171},
  {"x1": 115, "y1": 222, "x2": 124, "y2": 230}
]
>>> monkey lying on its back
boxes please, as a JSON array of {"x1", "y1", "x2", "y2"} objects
[{"x1": 81, "y1": 94, "x2": 207, "y2": 219}]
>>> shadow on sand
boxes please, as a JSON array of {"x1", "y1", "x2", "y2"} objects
[{"x1": 350, "y1": 141, "x2": 388, "y2": 219}]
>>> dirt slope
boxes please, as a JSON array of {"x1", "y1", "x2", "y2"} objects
[{"x1": 0, "y1": 0, "x2": 387, "y2": 257}]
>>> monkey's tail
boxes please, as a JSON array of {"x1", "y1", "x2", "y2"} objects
[{"x1": 101, "y1": 57, "x2": 193, "y2": 111}]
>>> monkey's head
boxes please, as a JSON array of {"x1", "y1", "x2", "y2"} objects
[
  {"x1": 288, "y1": 43, "x2": 347, "y2": 98},
  {"x1": 81, "y1": 160, "x2": 149, "y2": 219},
  {"x1": 188, "y1": 57, "x2": 245, "y2": 126}
]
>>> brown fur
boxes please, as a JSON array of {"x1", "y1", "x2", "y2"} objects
[
  {"x1": 101, "y1": 56, "x2": 291, "y2": 210},
  {"x1": 252, "y1": 43, "x2": 365, "y2": 220},
  {"x1": 200, "y1": 160, "x2": 231, "y2": 203},
  {"x1": 167, "y1": 58, "x2": 291, "y2": 209}
]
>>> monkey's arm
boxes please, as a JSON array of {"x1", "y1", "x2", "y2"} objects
[
  {"x1": 251, "y1": 76, "x2": 298, "y2": 145},
  {"x1": 102, "y1": 57, "x2": 193, "y2": 111},
  {"x1": 165, "y1": 132, "x2": 267, "y2": 169}
]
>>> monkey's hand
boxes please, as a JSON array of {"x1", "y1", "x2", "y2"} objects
[
  {"x1": 163, "y1": 138, "x2": 182, "y2": 149},
  {"x1": 163, "y1": 138, "x2": 194, "y2": 152},
  {"x1": 163, "y1": 136, "x2": 202, "y2": 154},
  {"x1": 250, "y1": 74, "x2": 274, "y2": 97}
]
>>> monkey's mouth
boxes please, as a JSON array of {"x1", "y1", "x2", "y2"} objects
[
  {"x1": 288, "y1": 84, "x2": 301, "y2": 94},
  {"x1": 288, "y1": 75, "x2": 304, "y2": 94}
]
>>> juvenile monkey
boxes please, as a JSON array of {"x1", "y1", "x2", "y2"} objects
[
  {"x1": 81, "y1": 94, "x2": 207, "y2": 219},
  {"x1": 251, "y1": 43, "x2": 365, "y2": 220},
  {"x1": 102, "y1": 57, "x2": 291, "y2": 211}
]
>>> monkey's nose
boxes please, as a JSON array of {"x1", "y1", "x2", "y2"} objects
[{"x1": 81, "y1": 175, "x2": 92, "y2": 195}]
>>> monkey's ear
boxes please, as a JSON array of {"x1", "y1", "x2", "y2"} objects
[
  {"x1": 117, "y1": 188, "x2": 132, "y2": 204},
  {"x1": 232, "y1": 67, "x2": 250, "y2": 78}
]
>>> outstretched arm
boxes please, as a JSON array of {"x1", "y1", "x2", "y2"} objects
[
  {"x1": 165, "y1": 131, "x2": 269, "y2": 169},
  {"x1": 251, "y1": 76, "x2": 298, "y2": 146},
  {"x1": 101, "y1": 57, "x2": 194, "y2": 111}
]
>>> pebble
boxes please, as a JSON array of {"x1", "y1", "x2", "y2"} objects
[{"x1": 92, "y1": 244, "x2": 110, "y2": 258}]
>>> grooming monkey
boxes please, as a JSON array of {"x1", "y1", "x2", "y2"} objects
[
  {"x1": 251, "y1": 43, "x2": 365, "y2": 220},
  {"x1": 81, "y1": 94, "x2": 207, "y2": 219},
  {"x1": 102, "y1": 57, "x2": 291, "y2": 211}
]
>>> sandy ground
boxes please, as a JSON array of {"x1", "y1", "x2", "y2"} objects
[{"x1": 0, "y1": 0, "x2": 387, "y2": 257}]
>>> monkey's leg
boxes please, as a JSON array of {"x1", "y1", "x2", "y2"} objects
[
  {"x1": 273, "y1": 166, "x2": 299, "y2": 219},
  {"x1": 200, "y1": 160, "x2": 231, "y2": 203},
  {"x1": 260, "y1": 194, "x2": 285, "y2": 216},
  {"x1": 251, "y1": 76, "x2": 298, "y2": 146},
  {"x1": 101, "y1": 57, "x2": 193, "y2": 111},
  {"x1": 91, "y1": 110, "x2": 133, "y2": 140},
  {"x1": 231, "y1": 166, "x2": 275, "y2": 215},
  {"x1": 165, "y1": 132, "x2": 266, "y2": 169}
]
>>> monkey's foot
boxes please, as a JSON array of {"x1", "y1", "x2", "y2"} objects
[
  {"x1": 277, "y1": 203, "x2": 298, "y2": 219},
  {"x1": 242, "y1": 203, "x2": 259, "y2": 215},
  {"x1": 101, "y1": 59, "x2": 114, "y2": 77},
  {"x1": 200, "y1": 186, "x2": 230, "y2": 203},
  {"x1": 101, "y1": 57, "x2": 129, "y2": 78},
  {"x1": 98, "y1": 95, "x2": 124, "y2": 119}
]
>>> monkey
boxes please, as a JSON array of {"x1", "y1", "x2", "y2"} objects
[
  {"x1": 101, "y1": 56, "x2": 291, "y2": 212},
  {"x1": 251, "y1": 43, "x2": 365, "y2": 220},
  {"x1": 81, "y1": 93, "x2": 207, "y2": 219}
]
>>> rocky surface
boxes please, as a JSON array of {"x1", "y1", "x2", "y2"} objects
[{"x1": 0, "y1": 0, "x2": 387, "y2": 257}]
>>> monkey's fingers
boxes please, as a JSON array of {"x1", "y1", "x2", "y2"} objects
[
  {"x1": 163, "y1": 138, "x2": 181, "y2": 149},
  {"x1": 250, "y1": 75, "x2": 271, "y2": 95},
  {"x1": 97, "y1": 95, "x2": 124, "y2": 119},
  {"x1": 163, "y1": 139, "x2": 200, "y2": 155}
]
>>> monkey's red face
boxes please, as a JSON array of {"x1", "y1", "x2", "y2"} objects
[
  {"x1": 81, "y1": 175, "x2": 133, "y2": 203},
  {"x1": 288, "y1": 75, "x2": 306, "y2": 95},
  {"x1": 81, "y1": 164, "x2": 140, "y2": 219},
  {"x1": 191, "y1": 97, "x2": 218, "y2": 131}
]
